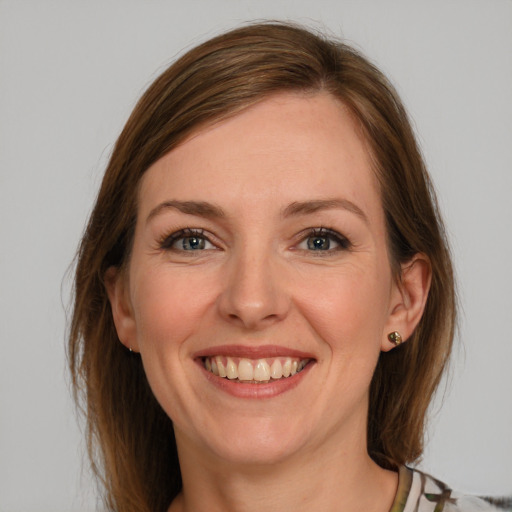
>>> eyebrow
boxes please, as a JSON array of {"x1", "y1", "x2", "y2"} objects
[
  {"x1": 282, "y1": 199, "x2": 368, "y2": 224},
  {"x1": 146, "y1": 198, "x2": 368, "y2": 225},
  {"x1": 146, "y1": 200, "x2": 226, "y2": 224}
]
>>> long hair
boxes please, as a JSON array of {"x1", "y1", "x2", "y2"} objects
[{"x1": 69, "y1": 22, "x2": 456, "y2": 511}]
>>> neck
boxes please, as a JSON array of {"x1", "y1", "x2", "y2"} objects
[{"x1": 169, "y1": 427, "x2": 398, "y2": 512}]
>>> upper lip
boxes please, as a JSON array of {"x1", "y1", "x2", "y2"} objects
[{"x1": 193, "y1": 344, "x2": 316, "y2": 360}]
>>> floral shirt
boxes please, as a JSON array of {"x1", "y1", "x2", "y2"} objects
[{"x1": 391, "y1": 466, "x2": 512, "y2": 512}]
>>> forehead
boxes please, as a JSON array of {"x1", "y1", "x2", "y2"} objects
[{"x1": 138, "y1": 92, "x2": 381, "y2": 222}]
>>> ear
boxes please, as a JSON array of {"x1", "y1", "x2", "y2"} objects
[
  {"x1": 381, "y1": 253, "x2": 432, "y2": 352},
  {"x1": 104, "y1": 266, "x2": 139, "y2": 352}
]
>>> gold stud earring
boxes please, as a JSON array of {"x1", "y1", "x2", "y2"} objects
[{"x1": 387, "y1": 331, "x2": 403, "y2": 346}]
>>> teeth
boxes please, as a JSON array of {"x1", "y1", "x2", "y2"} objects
[
  {"x1": 254, "y1": 360, "x2": 271, "y2": 381},
  {"x1": 211, "y1": 359, "x2": 219, "y2": 376},
  {"x1": 203, "y1": 356, "x2": 310, "y2": 383},
  {"x1": 238, "y1": 358, "x2": 253, "y2": 381},
  {"x1": 270, "y1": 359, "x2": 283, "y2": 379},
  {"x1": 226, "y1": 357, "x2": 238, "y2": 380},
  {"x1": 216, "y1": 357, "x2": 227, "y2": 378},
  {"x1": 282, "y1": 358, "x2": 291, "y2": 377}
]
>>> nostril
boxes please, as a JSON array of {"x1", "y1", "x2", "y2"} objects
[
  {"x1": 226, "y1": 311, "x2": 280, "y2": 328},
  {"x1": 216, "y1": 270, "x2": 290, "y2": 328}
]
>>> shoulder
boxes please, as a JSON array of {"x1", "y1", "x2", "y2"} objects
[{"x1": 394, "y1": 466, "x2": 512, "y2": 512}]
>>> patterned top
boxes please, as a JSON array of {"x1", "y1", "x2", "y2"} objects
[{"x1": 391, "y1": 466, "x2": 512, "y2": 512}]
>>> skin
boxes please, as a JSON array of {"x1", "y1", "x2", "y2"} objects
[{"x1": 107, "y1": 92, "x2": 431, "y2": 512}]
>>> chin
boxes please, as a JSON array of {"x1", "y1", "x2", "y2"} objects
[
  {"x1": 187, "y1": 416, "x2": 310, "y2": 467},
  {"x1": 215, "y1": 433, "x2": 304, "y2": 467}
]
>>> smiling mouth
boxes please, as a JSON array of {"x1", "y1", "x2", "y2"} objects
[{"x1": 202, "y1": 356, "x2": 311, "y2": 383}]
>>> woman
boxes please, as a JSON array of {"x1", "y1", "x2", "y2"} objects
[{"x1": 69, "y1": 22, "x2": 510, "y2": 512}]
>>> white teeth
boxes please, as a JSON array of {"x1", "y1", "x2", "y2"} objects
[
  {"x1": 204, "y1": 356, "x2": 310, "y2": 382},
  {"x1": 254, "y1": 360, "x2": 271, "y2": 381},
  {"x1": 226, "y1": 357, "x2": 238, "y2": 380},
  {"x1": 216, "y1": 357, "x2": 227, "y2": 378},
  {"x1": 238, "y1": 358, "x2": 253, "y2": 381},
  {"x1": 270, "y1": 359, "x2": 283, "y2": 379},
  {"x1": 282, "y1": 358, "x2": 292, "y2": 377}
]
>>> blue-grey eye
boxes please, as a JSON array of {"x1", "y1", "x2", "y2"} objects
[
  {"x1": 307, "y1": 235, "x2": 331, "y2": 250},
  {"x1": 297, "y1": 228, "x2": 350, "y2": 252},
  {"x1": 160, "y1": 229, "x2": 215, "y2": 251},
  {"x1": 181, "y1": 236, "x2": 205, "y2": 250}
]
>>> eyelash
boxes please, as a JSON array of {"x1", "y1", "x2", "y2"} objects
[
  {"x1": 158, "y1": 228, "x2": 213, "y2": 251},
  {"x1": 297, "y1": 227, "x2": 352, "y2": 253},
  {"x1": 158, "y1": 227, "x2": 352, "y2": 253}
]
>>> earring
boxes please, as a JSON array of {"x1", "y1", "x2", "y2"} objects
[{"x1": 388, "y1": 331, "x2": 403, "y2": 346}]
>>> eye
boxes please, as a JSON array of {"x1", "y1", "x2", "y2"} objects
[
  {"x1": 297, "y1": 228, "x2": 351, "y2": 253},
  {"x1": 159, "y1": 228, "x2": 216, "y2": 252}
]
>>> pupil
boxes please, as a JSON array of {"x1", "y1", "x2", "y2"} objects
[
  {"x1": 308, "y1": 236, "x2": 329, "y2": 250},
  {"x1": 182, "y1": 237, "x2": 204, "y2": 250}
]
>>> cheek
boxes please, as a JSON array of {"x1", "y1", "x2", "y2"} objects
[
  {"x1": 292, "y1": 263, "x2": 391, "y2": 356},
  {"x1": 131, "y1": 265, "x2": 217, "y2": 354},
  {"x1": 129, "y1": 266, "x2": 219, "y2": 421},
  {"x1": 287, "y1": 264, "x2": 391, "y2": 423}
]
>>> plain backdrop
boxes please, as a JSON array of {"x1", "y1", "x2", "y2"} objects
[{"x1": 0, "y1": 1, "x2": 511, "y2": 510}]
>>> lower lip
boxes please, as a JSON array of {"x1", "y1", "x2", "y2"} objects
[{"x1": 197, "y1": 360, "x2": 314, "y2": 399}]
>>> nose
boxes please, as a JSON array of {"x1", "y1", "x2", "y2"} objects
[{"x1": 217, "y1": 247, "x2": 290, "y2": 330}]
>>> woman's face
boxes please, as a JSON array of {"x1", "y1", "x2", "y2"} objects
[{"x1": 110, "y1": 92, "x2": 405, "y2": 466}]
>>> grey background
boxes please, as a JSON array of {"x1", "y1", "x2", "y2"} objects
[{"x1": 0, "y1": 1, "x2": 511, "y2": 510}]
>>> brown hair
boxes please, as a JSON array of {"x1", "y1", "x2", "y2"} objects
[{"x1": 69, "y1": 21, "x2": 456, "y2": 512}]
